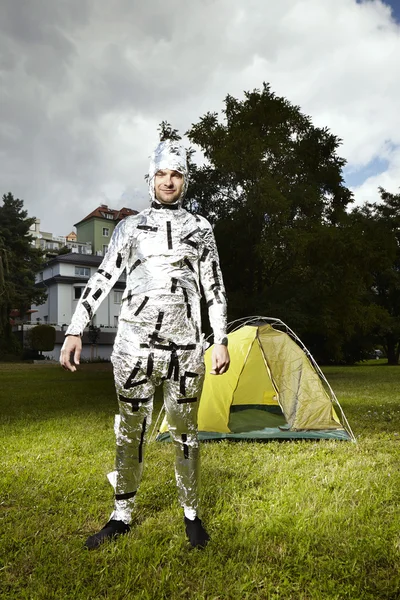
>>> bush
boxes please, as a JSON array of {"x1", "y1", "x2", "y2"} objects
[{"x1": 30, "y1": 325, "x2": 56, "y2": 352}]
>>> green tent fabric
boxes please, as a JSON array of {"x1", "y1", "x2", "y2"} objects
[{"x1": 157, "y1": 322, "x2": 354, "y2": 442}]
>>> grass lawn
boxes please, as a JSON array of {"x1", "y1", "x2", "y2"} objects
[{"x1": 1, "y1": 361, "x2": 399, "y2": 599}]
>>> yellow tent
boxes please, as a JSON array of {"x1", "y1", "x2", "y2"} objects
[{"x1": 157, "y1": 320, "x2": 355, "y2": 441}]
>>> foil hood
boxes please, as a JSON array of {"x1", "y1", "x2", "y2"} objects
[{"x1": 148, "y1": 139, "x2": 189, "y2": 206}]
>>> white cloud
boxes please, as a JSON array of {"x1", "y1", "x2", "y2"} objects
[{"x1": 0, "y1": 0, "x2": 399, "y2": 234}]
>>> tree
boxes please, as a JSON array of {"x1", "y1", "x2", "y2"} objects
[
  {"x1": 351, "y1": 188, "x2": 400, "y2": 365},
  {"x1": 184, "y1": 84, "x2": 369, "y2": 361},
  {"x1": 0, "y1": 193, "x2": 46, "y2": 354}
]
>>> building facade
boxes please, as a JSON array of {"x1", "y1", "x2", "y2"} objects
[
  {"x1": 75, "y1": 205, "x2": 137, "y2": 255},
  {"x1": 32, "y1": 253, "x2": 125, "y2": 328},
  {"x1": 29, "y1": 218, "x2": 92, "y2": 255}
]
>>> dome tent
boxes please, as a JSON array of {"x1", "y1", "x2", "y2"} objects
[{"x1": 156, "y1": 317, "x2": 355, "y2": 442}]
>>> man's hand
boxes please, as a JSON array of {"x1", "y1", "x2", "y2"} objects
[
  {"x1": 210, "y1": 344, "x2": 230, "y2": 375},
  {"x1": 60, "y1": 335, "x2": 82, "y2": 372}
]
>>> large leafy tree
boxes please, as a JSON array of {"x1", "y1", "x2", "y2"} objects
[
  {"x1": 0, "y1": 193, "x2": 46, "y2": 352},
  {"x1": 184, "y1": 84, "x2": 367, "y2": 361}
]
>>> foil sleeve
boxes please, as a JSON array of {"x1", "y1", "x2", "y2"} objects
[
  {"x1": 198, "y1": 217, "x2": 227, "y2": 344},
  {"x1": 65, "y1": 219, "x2": 132, "y2": 336}
]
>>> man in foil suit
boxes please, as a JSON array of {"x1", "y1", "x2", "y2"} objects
[{"x1": 60, "y1": 139, "x2": 230, "y2": 550}]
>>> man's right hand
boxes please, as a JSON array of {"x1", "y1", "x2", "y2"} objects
[{"x1": 60, "y1": 335, "x2": 82, "y2": 372}]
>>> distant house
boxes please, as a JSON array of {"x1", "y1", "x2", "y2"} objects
[
  {"x1": 29, "y1": 218, "x2": 92, "y2": 256},
  {"x1": 75, "y1": 204, "x2": 138, "y2": 256}
]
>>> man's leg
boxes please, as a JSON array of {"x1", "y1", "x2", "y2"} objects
[
  {"x1": 163, "y1": 349, "x2": 209, "y2": 548},
  {"x1": 85, "y1": 351, "x2": 155, "y2": 549}
]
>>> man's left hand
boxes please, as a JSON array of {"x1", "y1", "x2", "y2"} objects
[{"x1": 210, "y1": 344, "x2": 230, "y2": 375}]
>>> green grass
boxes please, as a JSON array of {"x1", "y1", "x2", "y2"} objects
[{"x1": 1, "y1": 361, "x2": 399, "y2": 599}]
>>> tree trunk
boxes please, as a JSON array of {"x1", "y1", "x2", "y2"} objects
[{"x1": 386, "y1": 337, "x2": 399, "y2": 365}]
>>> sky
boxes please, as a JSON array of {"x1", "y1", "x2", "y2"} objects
[{"x1": 0, "y1": 0, "x2": 399, "y2": 235}]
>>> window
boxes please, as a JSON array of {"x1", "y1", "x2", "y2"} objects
[
  {"x1": 103, "y1": 245, "x2": 108, "y2": 254},
  {"x1": 103, "y1": 213, "x2": 114, "y2": 220},
  {"x1": 38, "y1": 272, "x2": 43, "y2": 281},
  {"x1": 102, "y1": 227, "x2": 109, "y2": 237},
  {"x1": 114, "y1": 315, "x2": 119, "y2": 326},
  {"x1": 75, "y1": 266, "x2": 90, "y2": 277},
  {"x1": 74, "y1": 287, "x2": 84, "y2": 300},
  {"x1": 114, "y1": 291, "x2": 122, "y2": 304}
]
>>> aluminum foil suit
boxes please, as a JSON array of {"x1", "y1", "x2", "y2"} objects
[{"x1": 65, "y1": 139, "x2": 227, "y2": 523}]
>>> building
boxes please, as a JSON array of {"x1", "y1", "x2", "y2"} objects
[
  {"x1": 75, "y1": 205, "x2": 138, "y2": 256},
  {"x1": 32, "y1": 253, "x2": 125, "y2": 328},
  {"x1": 29, "y1": 218, "x2": 92, "y2": 255}
]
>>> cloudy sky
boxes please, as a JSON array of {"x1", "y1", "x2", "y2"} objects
[{"x1": 1, "y1": 0, "x2": 399, "y2": 235}]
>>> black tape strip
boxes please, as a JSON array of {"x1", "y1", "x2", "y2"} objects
[
  {"x1": 126, "y1": 378, "x2": 147, "y2": 388},
  {"x1": 212, "y1": 261, "x2": 220, "y2": 285},
  {"x1": 167, "y1": 350, "x2": 179, "y2": 381},
  {"x1": 171, "y1": 278, "x2": 178, "y2": 293},
  {"x1": 115, "y1": 491, "x2": 136, "y2": 501},
  {"x1": 182, "y1": 228, "x2": 200, "y2": 249},
  {"x1": 118, "y1": 395, "x2": 140, "y2": 411},
  {"x1": 118, "y1": 395, "x2": 152, "y2": 404},
  {"x1": 148, "y1": 332, "x2": 163, "y2": 345},
  {"x1": 200, "y1": 247, "x2": 210, "y2": 262},
  {"x1": 126, "y1": 291, "x2": 133, "y2": 304},
  {"x1": 195, "y1": 325, "x2": 200, "y2": 342},
  {"x1": 134, "y1": 296, "x2": 149, "y2": 316},
  {"x1": 180, "y1": 375, "x2": 186, "y2": 396},
  {"x1": 92, "y1": 289, "x2": 103, "y2": 301},
  {"x1": 182, "y1": 434, "x2": 189, "y2": 459},
  {"x1": 137, "y1": 224, "x2": 158, "y2": 232},
  {"x1": 183, "y1": 239, "x2": 198, "y2": 249},
  {"x1": 155, "y1": 311, "x2": 164, "y2": 331},
  {"x1": 146, "y1": 353, "x2": 154, "y2": 377},
  {"x1": 214, "y1": 289, "x2": 222, "y2": 304},
  {"x1": 123, "y1": 360, "x2": 142, "y2": 389},
  {"x1": 183, "y1": 228, "x2": 200, "y2": 240},
  {"x1": 116, "y1": 253, "x2": 122, "y2": 268},
  {"x1": 184, "y1": 258, "x2": 195, "y2": 272},
  {"x1": 82, "y1": 287, "x2": 91, "y2": 300},
  {"x1": 151, "y1": 201, "x2": 179, "y2": 210},
  {"x1": 177, "y1": 397, "x2": 198, "y2": 404},
  {"x1": 207, "y1": 299, "x2": 214, "y2": 308},
  {"x1": 181, "y1": 288, "x2": 191, "y2": 318},
  {"x1": 180, "y1": 371, "x2": 199, "y2": 396},
  {"x1": 139, "y1": 418, "x2": 147, "y2": 463},
  {"x1": 129, "y1": 259, "x2": 141, "y2": 274},
  {"x1": 142, "y1": 342, "x2": 196, "y2": 351},
  {"x1": 167, "y1": 221, "x2": 173, "y2": 249},
  {"x1": 98, "y1": 269, "x2": 112, "y2": 280},
  {"x1": 82, "y1": 301, "x2": 93, "y2": 319}
]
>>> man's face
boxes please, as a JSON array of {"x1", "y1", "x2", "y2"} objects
[{"x1": 154, "y1": 169, "x2": 184, "y2": 204}]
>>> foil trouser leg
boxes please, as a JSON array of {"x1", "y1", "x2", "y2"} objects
[
  {"x1": 164, "y1": 346, "x2": 205, "y2": 519},
  {"x1": 109, "y1": 352, "x2": 155, "y2": 524}
]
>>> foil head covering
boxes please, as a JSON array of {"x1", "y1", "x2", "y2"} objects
[{"x1": 148, "y1": 139, "x2": 189, "y2": 206}]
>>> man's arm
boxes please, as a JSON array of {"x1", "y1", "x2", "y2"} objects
[
  {"x1": 59, "y1": 218, "x2": 131, "y2": 371},
  {"x1": 198, "y1": 217, "x2": 230, "y2": 375}
]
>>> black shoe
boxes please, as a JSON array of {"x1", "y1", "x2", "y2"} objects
[
  {"x1": 184, "y1": 516, "x2": 210, "y2": 549},
  {"x1": 84, "y1": 519, "x2": 130, "y2": 550}
]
